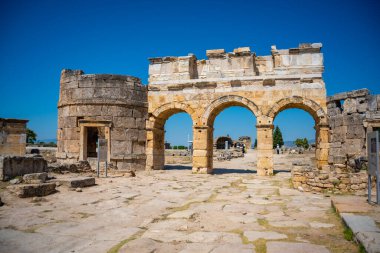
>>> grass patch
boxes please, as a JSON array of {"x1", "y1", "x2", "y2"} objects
[
  {"x1": 107, "y1": 230, "x2": 145, "y2": 253},
  {"x1": 230, "y1": 179, "x2": 247, "y2": 192},
  {"x1": 257, "y1": 218, "x2": 269, "y2": 227},
  {"x1": 43, "y1": 210, "x2": 52, "y2": 213},
  {"x1": 343, "y1": 227, "x2": 354, "y2": 241},
  {"x1": 229, "y1": 229, "x2": 251, "y2": 244},
  {"x1": 253, "y1": 238, "x2": 267, "y2": 253}
]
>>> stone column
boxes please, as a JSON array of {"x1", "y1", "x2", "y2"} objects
[
  {"x1": 316, "y1": 123, "x2": 329, "y2": 169},
  {"x1": 257, "y1": 124, "x2": 274, "y2": 176},
  {"x1": 145, "y1": 127, "x2": 165, "y2": 170},
  {"x1": 192, "y1": 125, "x2": 213, "y2": 174},
  {"x1": 79, "y1": 125, "x2": 87, "y2": 161}
]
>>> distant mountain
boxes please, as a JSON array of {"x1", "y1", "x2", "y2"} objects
[{"x1": 37, "y1": 138, "x2": 57, "y2": 143}]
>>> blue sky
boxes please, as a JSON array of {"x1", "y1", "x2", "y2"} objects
[{"x1": 0, "y1": 0, "x2": 379, "y2": 144}]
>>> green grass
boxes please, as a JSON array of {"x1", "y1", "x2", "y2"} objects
[
  {"x1": 253, "y1": 238, "x2": 267, "y2": 253},
  {"x1": 107, "y1": 230, "x2": 145, "y2": 253},
  {"x1": 343, "y1": 227, "x2": 354, "y2": 241}
]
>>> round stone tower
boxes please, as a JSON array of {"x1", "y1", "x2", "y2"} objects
[{"x1": 57, "y1": 69, "x2": 147, "y2": 171}]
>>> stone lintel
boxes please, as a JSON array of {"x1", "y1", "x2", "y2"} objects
[
  {"x1": 233, "y1": 47, "x2": 251, "y2": 56},
  {"x1": 0, "y1": 118, "x2": 29, "y2": 124},
  {"x1": 206, "y1": 49, "x2": 226, "y2": 58}
]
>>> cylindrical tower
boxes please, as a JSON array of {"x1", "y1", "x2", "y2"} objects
[{"x1": 57, "y1": 69, "x2": 147, "y2": 171}]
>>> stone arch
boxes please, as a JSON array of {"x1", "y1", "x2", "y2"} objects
[
  {"x1": 151, "y1": 102, "x2": 196, "y2": 128},
  {"x1": 266, "y1": 96, "x2": 327, "y2": 125},
  {"x1": 266, "y1": 96, "x2": 329, "y2": 169},
  {"x1": 202, "y1": 95, "x2": 262, "y2": 126}
]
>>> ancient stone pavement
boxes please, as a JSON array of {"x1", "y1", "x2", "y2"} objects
[{"x1": 0, "y1": 152, "x2": 358, "y2": 253}]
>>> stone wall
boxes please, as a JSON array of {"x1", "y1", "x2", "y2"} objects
[
  {"x1": 327, "y1": 89, "x2": 380, "y2": 169},
  {"x1": 291, "y1": 161, "x2": 368, "y2": 193},
  {"x1": 57, "y1": 69, "x2": 148, "y2": 171},
  {"x1": 0, "y1": 118, "x2": 28, "y2": 156}
]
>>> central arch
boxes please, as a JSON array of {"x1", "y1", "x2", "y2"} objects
[
  {"x1": 190, "y1": 95, "x2": 261, "y2": 174},
  {"x1": 202, "y1": 95, "x2": 261, "y2": 126}
]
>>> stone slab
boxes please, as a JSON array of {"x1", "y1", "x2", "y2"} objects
[
  {"x1": 266, "y1": 242, "x2": 330, "y2": 253},
  {"x1": 341, "y1": 214, "x2": 380, "y2": 234},
  {"x1": 59, "y1": 177, "x2": 96, "y2": 188},
  {"x1": 244, "y1": 231, "x2": 287, "y2": 241}
]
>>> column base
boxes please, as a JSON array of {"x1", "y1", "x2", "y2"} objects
[{"x1": 192, "y1": 166, "x2": 213, "y2": 174}]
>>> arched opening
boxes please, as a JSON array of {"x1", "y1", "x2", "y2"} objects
[
  {"x1": 209, "y1": 103, "x2": 257, "y2": 174},
  {"x1": 267, "y1": 97, "x2": 329, "y2": 172},
  {"x1": 146, "y1": 103, "x2": 195, "y2": 171},
  {"x1": 164, "y1": 112, "x2": 193, "y2": 170},
  {"x1": 215, "y1": 136, "x2": 233, "y2": 149},
  {"x1": 273, "y1": 108, "x2": 317, "y2": 172}
]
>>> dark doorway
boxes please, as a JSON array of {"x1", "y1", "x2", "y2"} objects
[{"x1": 87, "y1": 127, "x2": 99, "y2": 158}]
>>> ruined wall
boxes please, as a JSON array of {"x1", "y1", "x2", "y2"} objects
[
  {"x1": 327, "y1": 89, "x2": 380, "y2": 168},
  {"x1": 0, "y1": 118, "x2": 28, "y2": 156},
  {"x1": 57, "y1": 70, "x2": 148, "y2": 171},
  {"x1": 291, "y1": 89, "x2": 380, "y2": 193}
]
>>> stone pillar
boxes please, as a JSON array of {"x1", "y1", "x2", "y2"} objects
[
  {"x1": 257, "y1": 124, "x2": 274, "y2": 176},
  {"x1": 192, "y1": 125, "x2": 213, "y2": 174},
  {"x1": 145, "y1": 127, "x2": 165, "y2": 170},
  {"x1": 316, "y1": 123, "x2": 329, "y2": 169}
]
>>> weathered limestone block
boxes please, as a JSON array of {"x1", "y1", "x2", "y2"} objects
[
  {"x1": 8, "y1": 183, "x2": 56, "y2": 198},
  {"x1": 343, "y1": 98, "x2": 357, "y2": 114},
  {"x1": 59, "y1": 177, "x2": 95, "y2": 188},
  {"x1": 23, "y1": 172, "x2": 48, "y2": 184},
  {"x1": 346, "y1": 125, "x2": 365, "y2": 139}
]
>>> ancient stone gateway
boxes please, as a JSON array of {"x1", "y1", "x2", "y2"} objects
[{"x1": 147, "y1": 43, "x2": 329, "y2": 175}]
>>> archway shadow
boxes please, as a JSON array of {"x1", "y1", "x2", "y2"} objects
[
  {"x1": 212, "y1": 167, "x2": 257, "y2": 174},
  {"x1": 164, "y1": 164, "x2": 257, "y2": 174},
  {"x1": 273, "y1": 169, "x2": 291, "y2": 174},
  {"x1": 164, "y1": 165, "x2": 192, "y2": 171}
]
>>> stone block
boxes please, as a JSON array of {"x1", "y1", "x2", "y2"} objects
[
  {"x1": 343, "y1": 114, "x2": 365, "y2": 126},
  {"x1": 0, "y1": 156, "x2": 47, "y2": 181},
  {"x1": 8, "y1": 183, "x2": 56, "y2": 198},
  {"x1": 59, "y1": 177, "x2": 95, "y2": 188},
  {"x1": 343, "y1": 98, "x2": 357, "y2": 114},
  {"x1": 348, "y1": 89, "x2": 369, "y2": 98},
  {"x1": 346, "y1": 125, "x2": 365, "y2": 139},
  {"x1": 23, "y1": 172, "x2": 48, "y2": 184},
  {"x1": 368, "y1": 95, "x2": 378, "y2": 111}
]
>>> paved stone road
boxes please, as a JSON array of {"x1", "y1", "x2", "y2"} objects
[{"x1": 0, "y1": 152, "x2": 358, "y2": 252}]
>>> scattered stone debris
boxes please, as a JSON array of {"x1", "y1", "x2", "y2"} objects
[
  {"x1": 9, "y1": 177, "x2": 22, "y2": 185},
  {"x1": 75, "y1": 187, "x2": 82, "y2": 192},
  {"x1": 47, "y1": 160, "x2": 92, "y2": 174},
  {"x1": 123, "y1": 170, "x2": 136, "y2": 177}
]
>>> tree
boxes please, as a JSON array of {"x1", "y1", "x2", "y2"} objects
[
  {"x1": 273, "y1": 126, "x2": 284, "y2": 149},
  {"x1": 254, "y1": 139, "x2": 257, "y2": 148},
  {"x1": 26, "y1": 128, "x2": 37, "y2": 144},
  {"x1": 294, "y1": 138, "x2": 309, "y2": 149}
]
